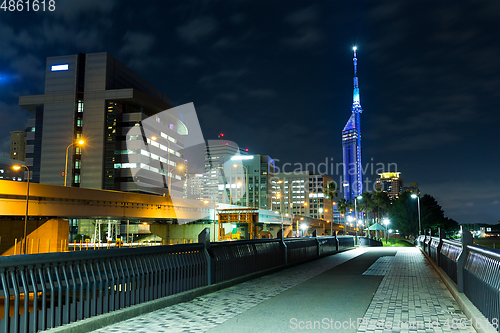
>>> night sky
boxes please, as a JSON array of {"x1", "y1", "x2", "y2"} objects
[{"x1": 1, "y1": 0, "x2": 499, "y2": 225}]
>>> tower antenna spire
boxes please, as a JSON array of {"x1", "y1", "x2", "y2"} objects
[
  {"x1": 353, "y1": 46, "x2": 358, "y2": 89},
  {"x1": 351, "y1": 46, "x2": 361, "y2": 110}
]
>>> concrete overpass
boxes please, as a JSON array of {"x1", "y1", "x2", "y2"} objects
[{"x1": 0, "y1": 180, "x2": 342, "y2": 255}]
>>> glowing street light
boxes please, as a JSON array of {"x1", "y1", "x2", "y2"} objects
[
  {"x1": 411, "y1": 193, "x2": 422, "y2": 236},
  {"x1": 383, "y1": 218, "x2": 390, "y2": 244},
  {"x1": 65, "y1": 139, "x2": 85, "y2": 186},
  {"x1": 354, "y1": 195, "x2": 363, "y2": 243},
  {"x1": 13, "y1": 165, "x2": 30, "y2": 254}
]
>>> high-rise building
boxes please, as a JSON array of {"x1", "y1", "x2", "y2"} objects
[
  {"x1": 404, "y1": 182, "x2": 420, "y2": 195},
  {"x1": 229, "y1": 154, "x2": 276, "y2": 209},
  {"x1": 342, "y1": 47, "x2": 363, "y2": 202},
  {"x1": 201, "y1": 141, "x2": 276, "y2": 209},
  {"x1": 10, "y1": 130, "x2": 26, "y2": 161},
  {"x1": 185, "y1": 173, "x2": 204, "y2": 200},
  {"x1": 19, "y1": 52, "x2": 185, "y2": 196},
  {"x1": 202, "y1": 139, "x2": 245, "y2": 203},
  {"x1": 272, "y1": 172, "x2": 334, "y2": 222},
  {"x1": 376, "y1": 172, "x2": 404, "y2": 199}
]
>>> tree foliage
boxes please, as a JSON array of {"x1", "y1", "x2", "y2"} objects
[{"x1": 389, "y1": 192, "x2": 459, "y2": 237}]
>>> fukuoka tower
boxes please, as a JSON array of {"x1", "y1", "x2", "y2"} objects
[{"x1": 342, "y1": 46, "x2": 363, "y2": 202}]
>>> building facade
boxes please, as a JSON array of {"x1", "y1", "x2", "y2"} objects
[
  {"x1": 201, "y1": 142, "x2": 276, "y2": 209},
  {"x1": 10, "y1": 130, "x2": 27, "y2": 161},
  {"x1": 376, "y1": 172, "x2": 404, "y2": 200},
  {"x1": 19, "y1": 52, "x2": 186, "y2": 196},
  {"x1": 272, "y1": 172, "x2": 334, "y2": 222},
  {"x1": 342, "y1": 47, "x2": 363, "y2": 202}
]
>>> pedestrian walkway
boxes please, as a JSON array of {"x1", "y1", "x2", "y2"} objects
[{"x1": 91, "y1": 247, "x2": 475, "y2": 333}]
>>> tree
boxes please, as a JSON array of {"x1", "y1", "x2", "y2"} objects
[
  {"x1": 324, "y1": 181, "x2": 339, "y2": 213},
  {"x1": 373, "y1": 190, "x2": 390, "y2": 220},
  {"x1": 420, "y1": 194, "x2": 459, "y2": 235},
  {"x1": 390, "y1": 192, "x2": 459, "y2": 237},
  {"x1": 323, "y1": 181, "x2": 339, "y2": 235},
  {"x1": 337, "y1": 198, "x2": 352, "y2": 233},
  {"x1": 358, "y1": 192, "x2": 374, "y2": 226},
  {"x1": 390, "y1": 191, "x2": 418, "y2": 236}
]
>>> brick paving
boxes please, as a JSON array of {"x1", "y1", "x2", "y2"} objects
[{"x1": 90, "y1": 247, "x2": 476, "y2": 333}]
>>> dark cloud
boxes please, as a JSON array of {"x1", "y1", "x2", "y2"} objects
[
  {"x1": 119, "y1": 32, "x2": 156, "y2": 56},
  {"x1": 247, "y1": 89, "x2": 275, "y2": 99},
  {"x1": 198, "y1": 68, "x2": 248, "y2": 87},
  {"x1": 282, "y1": 27, "x2": 323, "y2": 48},
  {"x1": 0, "y1": 0, "x2": 497, "y2": 225},
  {"x1": 285, "y1": 6, "x2": 320, "y2": 25},
  {"x1": 179, "y1": 56, "x2": 202, "y2": 68},
  {"x1": 53, "y1": 0, "x2": 116, "y2": 21},
  {"x1": 176, "y1": 17, "x2": 219, "y2": 44}
]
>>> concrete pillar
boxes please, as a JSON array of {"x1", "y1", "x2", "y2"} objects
[{"x1": 0, "y1": 218, "x2": 69, "y2": 255}]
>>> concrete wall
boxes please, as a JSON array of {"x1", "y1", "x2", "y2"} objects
[{"x1": 0, "y1": 218, "x2": 69, "y2": 255}]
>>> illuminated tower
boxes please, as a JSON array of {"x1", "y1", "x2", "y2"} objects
[{"x1": 342, "y1": 46, "x2": 363, "y2": 202}]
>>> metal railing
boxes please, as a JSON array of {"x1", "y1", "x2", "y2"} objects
[
  {"x1": 0, "y1": 243, "x2": 207, "y2": 333},
  {"x1": 439, "y1": 239, "x2": 461, "y2": 284},
  {"x1": 359, "y1": 237, "x2": 383, "y2": 247},
  {"x1": 418, "y1": 229, "x2": 500, "y2": 332},
  {"x1": 0, "y1": 232, "x2": 362, "y2": 333},
  {"x1": 464, "y1": 245, "x2": 500, "y2": 326}
]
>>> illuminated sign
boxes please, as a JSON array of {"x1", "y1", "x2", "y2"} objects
[
  {"x1": 230, "y1": 155, "x2": 254, "y2": 160},
  {"x1": 51, "y1": 64, "x2": 69, "y2": 71}
]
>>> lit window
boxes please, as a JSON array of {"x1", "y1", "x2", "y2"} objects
[{"x1": 51, "y1": 64, "x2": 69, "y2": 71}]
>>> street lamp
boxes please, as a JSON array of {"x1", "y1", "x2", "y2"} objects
[
  {"x1": 347, "y1": 216, "x2": 353, "y2": 234},
  {"x1": 354, "y1": 195, "x2": 362, "y2": 243},
  {"x1": 13, "y1": 165, "x2": 30, "y2": 254},
  {"x1": 233, "y1": 164, "x2": 249, "y2": 207},
  {"x1": 65, "y1": 139, "x2": 85, "y2": 186},
  {"x1": 204, "y1": 200, "x2": 217, "y2": 242},
  {"x1": 383, "y1": 218, "x2": 390, "y2": 244},
  {"x1": 300, "y1": 223, "x2": 308, "y2": 237},
  {"x1": 411, "y1": 193, "x2": 422, "y2": 236}
]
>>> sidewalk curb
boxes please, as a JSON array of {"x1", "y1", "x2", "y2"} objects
[{"x1": 419, "y1": 247, "x2": 497, "y2": 333}]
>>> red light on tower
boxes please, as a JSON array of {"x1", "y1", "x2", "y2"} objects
[
  {"x1": 245, "y1": 148, "x2": 249, "y2": 152},
  {"x1": 219, "y1": 132, "x2": 224, "y2": 138}
]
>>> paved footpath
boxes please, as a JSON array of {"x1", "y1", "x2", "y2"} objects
[{"x1": 91, "y1": 247, "x2": 475, "y2": 333}]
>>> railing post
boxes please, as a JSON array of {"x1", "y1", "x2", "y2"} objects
[
  {"x1": 280, "y1": 238, "x2": 287, "y2": 265},
  {"x1": 198, "y1": 228, "x2": 212, "y2": 286},
  {"x1": 437, "y1": 228, "x2": 445, "y2": 267},
  {"x1": 457, "y1": 226, "x2": 472, "y2": 293},
  {"x1": 427, "y1": 229, "x2": 432, "y2": 257},
  {"x1": 312, "y1": 230, "x2": 320, "y2": 257},
  {"x1": 334, "y1": 231, "x2": 338, "y2": 252}
]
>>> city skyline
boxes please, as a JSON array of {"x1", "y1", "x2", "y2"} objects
[{"x1": 0, "y1": 0, "x2": 498, "y2": 224}]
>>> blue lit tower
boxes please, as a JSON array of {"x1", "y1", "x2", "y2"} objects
[{"x1": 342, "y1": 46, "x2": 363, "y2": 202}]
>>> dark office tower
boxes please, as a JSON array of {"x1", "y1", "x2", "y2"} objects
[
  {"x1": 342, "y1": 47, "x2": 363, "y2": 202},
  {"x1": 19, "y1": 53, "x2": 183, "y2": 195}
]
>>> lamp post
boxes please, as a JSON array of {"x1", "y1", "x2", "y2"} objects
[
  {"x1": 65, "y1": 139, "x2": 84, "y2": 186},
  {"x1": 354, "y1": 195, "x2": 362, "y2": 244},
  {"x1": 204, "y1": 200, "x2": 217, "y2": 242},
  {"x1": 383, "y1": 218, "x2": 390, "y2": 244},
  {"x1": 347, "y1": 216, "x2": 353, "y2": 235},
  {"x1": 411, "y1": 194, "x2": 422, "y2": 236},
  {"x1": 13, "y1": 165, "x2": 30, "y2": 254}
]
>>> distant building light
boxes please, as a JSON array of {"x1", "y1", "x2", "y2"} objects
[{"x1": 51, "y1": 64, "x2": 69, "y2": 71}]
